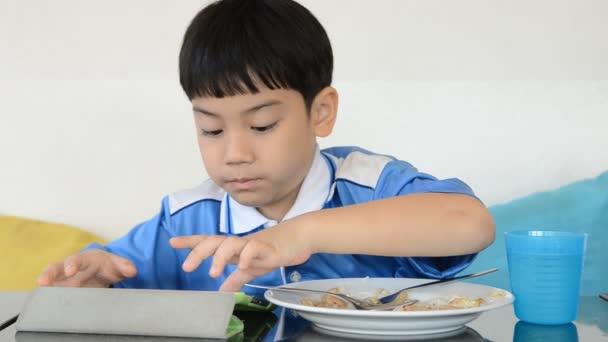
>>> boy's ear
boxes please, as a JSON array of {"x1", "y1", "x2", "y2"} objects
[{"x1": 310, "y1": 86, "x2": 338, "y2": 138}]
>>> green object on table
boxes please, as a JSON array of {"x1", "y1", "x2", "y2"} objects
[
  {"x1": 226, "y1": 315, "x2": 244, "y2": 341},
  {"x1": 234, "y1": 292, "x2": 277, "y2": 312},
  {"x1": 235, "y1": 310, "x2": 278, "y2": 341}
]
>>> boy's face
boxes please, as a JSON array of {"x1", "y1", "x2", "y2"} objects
[{"x1": 191, "y1": 86, "x2": 336, "y2": 220}]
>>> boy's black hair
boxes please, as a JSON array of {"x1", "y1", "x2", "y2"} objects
[{"x1": 179, "y1": 0, "x2": 333, "y2": 110}]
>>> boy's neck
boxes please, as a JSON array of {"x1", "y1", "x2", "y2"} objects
[{"x1": 256, "y1": 180, "x2": 303, "y2": 222}]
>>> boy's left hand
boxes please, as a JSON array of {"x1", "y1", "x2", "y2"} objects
[{"x1": 169, "y1": 224, "x2": 311, "y2": 291}]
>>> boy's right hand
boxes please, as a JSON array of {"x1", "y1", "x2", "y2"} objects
[{"x1": 37, "y1": 249, "x2": 137, "y2": 288}]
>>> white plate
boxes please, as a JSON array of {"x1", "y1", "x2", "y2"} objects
[{"x1": 264, "y1": 277, "x2": 514, "y2": 338}]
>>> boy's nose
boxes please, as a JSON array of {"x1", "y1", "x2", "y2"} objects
[{"x1": 224, "y1": 134, "x2": 254, "y2": 165}]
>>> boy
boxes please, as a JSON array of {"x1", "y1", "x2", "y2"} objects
[{"x1": 38, "y1": 0, "x2": 494, "y2": 292}]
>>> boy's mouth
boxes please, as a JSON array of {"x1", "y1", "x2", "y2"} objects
[{"x1": 225, "y1": 178, "x2": 261, "y2": 191}]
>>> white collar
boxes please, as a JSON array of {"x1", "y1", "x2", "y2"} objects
[{"x1": 219, "y1": 146, "x2": 331, "y2": 235}]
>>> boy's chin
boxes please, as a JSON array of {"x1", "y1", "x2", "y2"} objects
[{"x1": 227, "y1": 191, "x2": 269, "y2": 208}]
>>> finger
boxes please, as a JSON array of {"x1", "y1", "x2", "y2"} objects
[
  {"x1": 64, "y1": 254, "x2": 89, "y2": 277},
  {"x1": 227, "y1": 255, "x2": 240, "y2": 265},
  {"x1": 95, "y1": 265, "x2": 134, "y2": 286},
  {"x1": 209, "y1": 237, "x2": 248, "y2": 277},
  {"x1": 109, "y1": 254, "x2": 138, "y2": 278},
  {"x1": 238, "y1": 240, "x2": 275, "y2": 270},
  {"x1": 37, "y1": 262, "x2": 68, "y2": 286},
  {"x1": 53, "y1": 265, "x2": 99, "y2": 287},
  {"x1": 88, "y1": 254, "x2": 137, "y2": 287},
  {"x1": 182, "y1": 236, "x2": 226, "y2": 272},
  {"x1": 169, "y1": 235, "x2": 208, "y2": 249},
  {"x1": 219, "y1": 269, "x2": 257, "y2": 292},
  {"x1": 55, "y1": 251, "x2": 108, "y2": 287}
]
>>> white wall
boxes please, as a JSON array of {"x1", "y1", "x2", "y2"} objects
[{"x1": 1, "y1": 0, "x2": 607, "y2": 242}]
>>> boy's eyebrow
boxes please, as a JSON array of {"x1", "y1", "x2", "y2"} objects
[
  {"x1": 193, "y1": 100, "x2": 281, "y2": 116},
  {"x1": 242, "y1": 100, "x2": 281, "y2": 115}
]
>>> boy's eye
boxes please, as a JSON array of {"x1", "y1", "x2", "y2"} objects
[
  {"x1": 251, "y1": 122, "x2": 277, "y2": 133},
  {"x1": 201, "y1": 129, "x2": 223, "y2": 137}
]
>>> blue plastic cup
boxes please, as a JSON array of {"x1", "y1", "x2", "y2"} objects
[{"x1": 505, "y1": 230, "x2": 587, "y2": 325}]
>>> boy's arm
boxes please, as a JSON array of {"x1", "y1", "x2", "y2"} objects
[
  {"x1": 276, "y1": 192, "x2": 495, "y2": 257},
  {"x1": 258, "y1": 159, "x2": 494, "y2": 259},
  {"x1": 265, "y1": 163, "x2": 495, "y2": 281},
  {"x1": 178, "y1": 191, "x2": 493, "y2": 292}
]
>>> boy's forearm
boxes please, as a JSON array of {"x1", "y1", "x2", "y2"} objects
[{"x1": 293, "y1": 193, "x2": 495, "y2": 257}]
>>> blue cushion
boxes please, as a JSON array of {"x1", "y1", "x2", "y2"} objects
[{"x1": 466, "y1": 170, "x2": 608, "y2": 296}]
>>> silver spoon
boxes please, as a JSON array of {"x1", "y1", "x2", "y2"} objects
[
  {"x1": 245, "y1": 268, "x2": 498, "y2": 310},
  {"x1": 244, "y1": 283, "x2": 418, "y2": 311},
  {"x1": 377, "y1": 268, "x2": 498, "y2": 304}
]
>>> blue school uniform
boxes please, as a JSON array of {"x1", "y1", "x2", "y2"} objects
[{"x1": 85, "y1": 146, "x2": 478, "y2": 290}]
